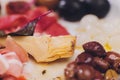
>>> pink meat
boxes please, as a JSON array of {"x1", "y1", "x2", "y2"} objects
[
  {"x1": 2, "y1": 52, "x2": 23, "y2": 78},
  {"x1": 5, "y1": 59, "x2": 23, "y2": 78},
  {"x1": 3, "y1": 52, "x2": 20, "y2": 61},
  {"x1": 3, "y1": 75, "x2": 16, "y2": 80},
  {"x1": 0, "y1": 55, "x2": 9, "y2": 75}
]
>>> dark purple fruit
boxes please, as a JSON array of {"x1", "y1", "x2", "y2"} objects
[
  {"x1": 83, "y1": 41, "x2": 106, "y2": 57},
  {"x1": 93, "y1": 57, "x2": 110, "y2": 73},
  {"x1": 76, "y1": 64, "x2": 95, "y2": 80},
  {"x1": 75, "y1": 52, "x2": 93, "y2": 65},
  {"x1": 105, "y1": 51, "x2": 120, "y2": 64},
  {"x1": 84, "y1": 0, "x2": 110, "y2": 18},
  {"x1": 57, "y1": 0, "x2": 87, "y2": 21},
  {"x1": 113, "y1": 59, "x2": 120, "y2": 74},
  {"x1": 64, "y1": 62, "x2": 77, "y2": 80},
  {"x1": 94, "y1": 70, "x2": 104, "y2": 80}
]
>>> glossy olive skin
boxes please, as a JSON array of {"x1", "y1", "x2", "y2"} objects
[
  {"x1": 84, "y1": 0, "x2": 110, "y2": 18},
  {"x1": 93, "y1": 57, "x2": 110, "y2": 73},
  {"x1": 105, "y1": 51, "x2": 120, "y2": 64},
  {"x1": 94, "y1": 70, "x2": 104, "y2": 80},
  {"x1": 83, "y1": 41, "x2": 106, "y2": 57},
  {"x1": 57, "y1": 0, "x2": 87, "y2": 21},
  {"x1": 64, "y1": 62, "x2": 77, "y2": 80},
  {"x1": 113, "y1": 59, "x2": 120, "y2": 74},
  {"x1": 75, "y1": 52, "x2": 93, "y2": 65},
  {"x1": 76, "y1": 64, "x2": 95, "y2": 80}
]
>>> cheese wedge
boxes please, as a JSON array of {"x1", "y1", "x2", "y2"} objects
[{"x1": 0, "y1": 35, "x2": 76, "y2": 62}]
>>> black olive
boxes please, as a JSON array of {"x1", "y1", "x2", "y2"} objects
[
  {"x1": 93, "y1": 57, "x2": 110, "y2": 73},
  {"x1": 75, "y1": 52, "x2": 93, "y2": 65},
  {"x1": 94, "y1": 70, "x2": 104, "y2": 80},
  {"x1": 84, "y1": 0, "x2": 110, "y2": 18},
  {"x1": 57, "y1": 0, "x2": 87, "y2": 21},
  {"x1": 76, "y1": 64, "x2": 95, "y2": 80},
  {"x1": 113, "y1": 59, "x2": 120, "y2": 74},
  {"x1": 83, "y1": 41, "x2": 106, "y2": 57},
  {"x1": 105, "y1": 51, "x2": 120, "y2": 64},
  {"x1": 64, "y1": 62, "x2": 77, "y2": 80}
]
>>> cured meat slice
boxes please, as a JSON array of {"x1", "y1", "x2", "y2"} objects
[
  {"x1": 5, "y1": 36, "x2": 29, "y2": 63},
  {"x1": 0, "y1": 54, "x2": 9, "y2": 75},
  {"x1": 45, "y1": 23, "x2": 69, "y2": 36},
  {"x1": 3, "y1": 52, "x2": 20, "y2": 61},
  {"x1": 3, "y1": 75, "x2": 16, "y2": 80},
  {"x1": 6, "y1": 59, "x2": 23, "y2": 78},
  {"x1": 0, "y1": 15, "x2": 28, "y2": 34}
]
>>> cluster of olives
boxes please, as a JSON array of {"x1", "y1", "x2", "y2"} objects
[
  {"x1": 57, "y1": 0, "x2": 110, "y2": 21},
  {"x1": 64, "y1": 41, "x2": 120, "y2": 80}
]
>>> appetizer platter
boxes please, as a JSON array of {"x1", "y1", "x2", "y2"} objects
[{"x1": 0, "y1": 0, "x2": 120, "y2": 80}]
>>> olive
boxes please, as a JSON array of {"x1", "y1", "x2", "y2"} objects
[
  {"x1": 75, "y1": 52, "x2": 93, "y2": 65},
  {"x1": 83, "y1": 41, "x2": 106, "y2": 57},
  {"x1": 93, "y1": 57, "x2": 110, "y2": 73},
  {"x1": 76, "y1": 64, "x2": 95, "y2": 80},
  {"x1": 84, "y1": 0, "x2": 110, "y2": 18},
  {"x1": 64, "y1": 62, "x2": 77, "y2": 80},
  {"x1": 105, "y1": 51, "x2": 120, "y2": 64},
  {"x1": 57, "y1": 0, "x2": 87, "y2": 21},
  {"x1": 94, "y1": 70, "x2": 104, "y2": 80},
  {"x1": 113, "y1": 59, "x2": 120, "y2": 74}
]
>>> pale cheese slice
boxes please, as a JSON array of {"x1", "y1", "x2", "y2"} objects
[{"x1": 0, "y1": 35, "x2": 76, "y2": 62}]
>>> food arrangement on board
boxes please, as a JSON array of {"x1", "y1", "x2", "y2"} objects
[{"x1": 0, "y1": 0, "x2": 120, "y2": 80}]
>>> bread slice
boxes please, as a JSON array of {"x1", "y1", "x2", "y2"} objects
[{"x1": 0, "y1": 35, "x2": 76, "y2": 62}]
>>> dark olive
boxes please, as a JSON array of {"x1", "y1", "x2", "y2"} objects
[
  {"x1": 83, "y1": 41, "x2": 106, "y2": 57},
  {"x1": 113, "y1": 59, "x2": 120, "y2": 74},
  {"x1": 94, "y1": 70, "x2": 104, "y2": 80},
  {"x1": 84, "y1": 0, "x2": 110, "y2": 18},
  {"x1": 105, "y1": 51, "x2": 120, "y2": 64},
  {"x1": 93, "y1": 57, "x2": 110, "y2": 73},
  {"x1": 76, "y1": 64, "x2": 95, "y2": 80},
  {"x1": 75, "y1": 52, "x2": 93, "y2": 65},
  {"x1": 64, "y1": 62, "x2": 77, "y2": 80},
  {"x1": 57, "y1": 0, "x2": 87, "y2": 21}
]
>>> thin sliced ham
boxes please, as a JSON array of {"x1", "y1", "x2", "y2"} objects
[
  {"x1": 5, "y1": 36, "x2": 29, "y2": 63},
  {"x1": 6, "y1": 59, "x2": 23, "y2": 78},
  {"x1": 0, "y1": 36, "x2": 28, "y2": 79},
  {"x1": 3, "y1": 52, "x2": 20, "y2": 60},
  {"x1": 0, "y1": 54, "x2": 9, "y2": 75},
  {"x1": 0, "y1": 49, "x2": 10, "y2": 55},
  {"x1": 2, "y1": 52, "x2": 23, "y2": 78},
  {"x1": 3, "y1": 75, "x2": 16, "y2": 80}
]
